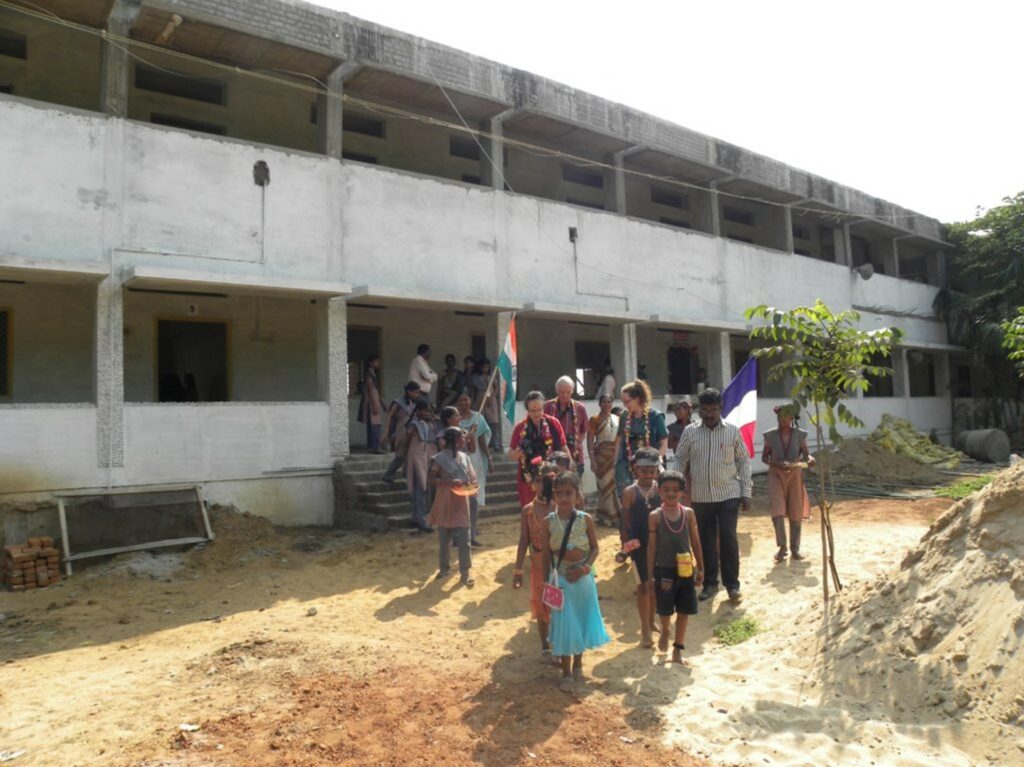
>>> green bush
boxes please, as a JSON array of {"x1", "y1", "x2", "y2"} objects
[
  {"x1": 713, "y1": 616, "x2": 762, "y2": 646},
  {"x1": 936, "y1": 474, "x2": 994, "y2": 500}
]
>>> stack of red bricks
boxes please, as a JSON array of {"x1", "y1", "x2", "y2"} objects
[{"x1": 3, "y1": 538, "x2": 62, "y2": 592}]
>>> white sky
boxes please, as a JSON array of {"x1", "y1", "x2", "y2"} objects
[{"x1": 313, "y1": 0, "x2": 1023, "y2": 224}]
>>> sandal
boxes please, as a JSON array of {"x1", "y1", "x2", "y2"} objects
[
  {"x1": 461, "y1": 577, "x2": 475, "y2": 588},
  {"x1": 773, "y1": 548, "x2": 787, "y2": 563},
  {"x1": 558, "y1": 676, "x2": 574, "y2": 692},
  {"x1": 791, "y1": 551, "x2": 805, "y2": 560}
]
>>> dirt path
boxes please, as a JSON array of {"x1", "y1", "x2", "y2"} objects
[{"x1": 0, "y1": 497, "x2": 958, "y2": 766}]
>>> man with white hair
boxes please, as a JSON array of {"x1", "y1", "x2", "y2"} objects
[{"x1": 544, "y1": 375, "x2": 589, "y2": 477}]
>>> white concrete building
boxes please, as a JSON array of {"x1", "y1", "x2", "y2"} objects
[{"x1": 0, "y1": 0, "x2": 958, "y2": 527}]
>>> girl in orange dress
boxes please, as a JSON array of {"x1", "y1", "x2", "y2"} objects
[{"x1": 513, "y1": 461, "x2": 558, "y2": 658}]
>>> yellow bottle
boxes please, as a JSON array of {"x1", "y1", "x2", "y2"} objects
[{"x1": 676, "y1": 551, "x2": 693, "y2": 578}]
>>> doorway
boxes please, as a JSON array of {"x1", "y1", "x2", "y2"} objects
[
  {"x1": 667, "y1": 345, "x2": 696, "y2": 394},
  {"x1": 156, "y1": 320, "x2": 229, "y2": 402},
  {"x1": 348, "y1": 326, "x2": 382, "y2": 396}
]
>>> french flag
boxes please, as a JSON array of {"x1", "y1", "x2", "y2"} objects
[{"x1": 722, "y1": 357, "x2": 758, "y2": 457}]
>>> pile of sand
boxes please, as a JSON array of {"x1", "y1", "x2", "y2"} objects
[
  {"x1": 815, "y1": 437, "x2": 945, "y2": 486},
  {"x1": 818, "y1": 462, "x2": 1024, "y2": 762}
]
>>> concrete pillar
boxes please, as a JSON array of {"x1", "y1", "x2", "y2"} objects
[
  {"x1": 898, "y1": 349, "x2": 911, "y2": 400},
  {"x1": 316, "y1": 297, "x2": 349, "y2": 458},
  {"x1": 934, "y1": 352, "x2": 951, "y2": 399},
  {"x1": 783, "y1": 205, "x2": 795, "y2": 254},
  {"x1": 613, "y1": 152, "x2": 627, "y2": 215},
  {"x1": 316, "y1": 66, "x2": 347, "y2": 160},
  {"x1": 705, "y1": 331, "x2": 733, "y2": 390},
  {"x1": 927, "y1": 250, "x2": 946, "y2": 287},
  {"x1": 95, "y1": 275, "x2": 124, "y2": 469},
  {"x1": 832, "y1": 223, "x2": 851, "y2": 266},
  {"x1": 880, "y1": 238, "x2": 899, "y2": 277},
  {"x1": 708, "y1": 181, "x2": 723, "y2": 237},
  {"x1": 610, "y1": 322, "x2": 638, "y2": 388},
  {"x1": 483, "y1": 117, "x2": 507, "y2": 190},
  {"x1": 100, "y1": 1, "x2": 141, "y2": 116},
  {"x1": 691, "y1": 186, "x2": 716, "y2": 236}
]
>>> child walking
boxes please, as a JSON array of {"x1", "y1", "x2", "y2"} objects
[
  {"x1": 619, "y1": 447, "x2": 662, "y2": 647},
  {"x1": 646, "y1": 470, "x2": 704, "y2": 665},
  {"x1": 544, "y1": 472, "x2": 610, "y2": 690},
  {"x1": 513, "y1": 461, "x2": 558, "y2": 658},
  {"x1": 428, "y1": 427, "x2": 477, "y2": 587}
]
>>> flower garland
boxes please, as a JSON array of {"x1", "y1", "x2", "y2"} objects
[
  {"x1": 623, "y1": 406, "x2": 651, "y2": 463},
  {"x1": 519, "y1": 416, "x2": 555, "y2": 478}
]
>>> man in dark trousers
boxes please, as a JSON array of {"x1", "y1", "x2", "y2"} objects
[{"x1": 675, "y1": 388, "x2": 752, "y2": 603}]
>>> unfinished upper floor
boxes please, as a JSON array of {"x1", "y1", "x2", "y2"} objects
[{"x1": 1, "y1": 0, "x2": 947, "y2": 285}]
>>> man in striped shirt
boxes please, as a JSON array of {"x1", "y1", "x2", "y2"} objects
[{"x1": 676, "y1": 388, "x2": 752, "y2": 603}]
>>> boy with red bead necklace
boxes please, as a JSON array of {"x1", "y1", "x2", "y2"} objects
[{"x1": 646, "y1": 470, "x2": 704, "y2": 665}]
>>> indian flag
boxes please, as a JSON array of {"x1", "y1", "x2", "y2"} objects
[
  {"x1": 722, "y1": 357, "x2": 758, "y2": 457},
  {"x1": 497, "y1": 315, "x2": 518, "y2": 425}
]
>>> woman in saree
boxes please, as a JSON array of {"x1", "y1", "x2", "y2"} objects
[{"x1": 586, "y1": 394, "x2": 620, "y2": 525}]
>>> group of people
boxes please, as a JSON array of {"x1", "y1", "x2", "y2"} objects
[
  {"x1": 358, "y1": 345, "x2": 502, "y2": 456},
  {"x1": 365, "y1": 344, "x2": 815, "y2": 690}
]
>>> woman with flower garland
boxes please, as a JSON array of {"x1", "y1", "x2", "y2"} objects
[
  {"x1": 508, "y1": 390, "x2": 567, "y2": 507},
  {"x1": 613, "y1": 379, "x2": 669, "y2": 500}
]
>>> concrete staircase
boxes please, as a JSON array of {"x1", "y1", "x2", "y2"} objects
[{"x1": 333, "y1": 451, "x2": 522, "y2": 531}]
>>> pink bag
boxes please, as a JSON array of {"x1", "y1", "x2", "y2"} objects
[{"x1": 541, "y1": 570, "x2": 564, "y2": 611}]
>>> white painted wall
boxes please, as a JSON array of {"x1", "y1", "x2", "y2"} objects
[
  {"x1": 201, "y1": 474, "x2": 333, "y2": 526},
  {"x1": 121, "y1": 403, "x2": 329, "y2": 484},
  {"x1": 0, "y1": 99, "x2": 951, "y2": 349},
  {"x1": 0, "y1": 406, "x2": 99, "y2": 493}
]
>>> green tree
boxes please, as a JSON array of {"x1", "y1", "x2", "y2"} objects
[
  {"x1": 1002, "y1": 306, "x2": 1024, "y2": 380},
  {"x1": 937, "y1": 192, "x2": 1024, "y2": 428},
  {"x1": 745, "y1": 300, "x2": 902, "y2": 603}
]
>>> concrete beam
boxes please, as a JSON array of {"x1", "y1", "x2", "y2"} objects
[{"x1": 101, "y1": 0, "x2": 142, "y2": 117}]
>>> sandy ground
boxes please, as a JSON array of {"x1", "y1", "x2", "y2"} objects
[{"x1": 0, "y1": 495, "x2": 974, "y2": 767}]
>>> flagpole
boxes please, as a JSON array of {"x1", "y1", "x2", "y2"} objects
[{"x1": 477, "y1": 312, "x2": 515, "y2": 413}]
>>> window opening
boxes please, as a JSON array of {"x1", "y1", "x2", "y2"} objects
[
  {"x1": 562, "y1": 164, "x2": 604, "y2": 188},
  {"x1": 135, "y1": 64, "x2": 225, "y2": 105},
  {"x1": 343, "y1": 113, "x2": 385, "y2": 138}
]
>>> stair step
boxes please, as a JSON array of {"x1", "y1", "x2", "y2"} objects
[{"x1": 345, "y1": 467, "x2": 519, "y2": 483}]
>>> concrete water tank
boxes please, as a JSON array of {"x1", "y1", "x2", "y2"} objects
[{"x1": 953, "y1": 429, "x2": 1012, "y2": 464}]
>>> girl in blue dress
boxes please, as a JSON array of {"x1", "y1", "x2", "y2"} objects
[{"x1": 543, "y1": 472, "x2": 611, "y2": 691}]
